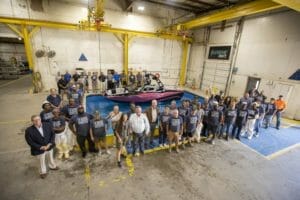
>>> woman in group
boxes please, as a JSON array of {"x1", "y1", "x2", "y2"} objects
[{"x1": 115, "y1": 113, "x2": 130, "y2": 168}]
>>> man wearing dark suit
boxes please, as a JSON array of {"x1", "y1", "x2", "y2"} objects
[
  {"x1": 145, "y1": 100, "x2": 160, "y2": 149},
  {"x1": 25, "y1": 115, "x2": 59, "y2": 179}
]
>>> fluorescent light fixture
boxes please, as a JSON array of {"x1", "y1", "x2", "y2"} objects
[{"x1": 137, "y1": 6, "x2": 145, "y2": 11}]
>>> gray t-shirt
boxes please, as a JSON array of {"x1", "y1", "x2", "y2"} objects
[
  {"x1": 90, "y1": 119, "x2": 107, "y2": 137},
  {"x1": 70, "y1": 113, "x2": 91, "y2": 136},
  {"x1": 168, "y1": 116, "x2": 183, "y2": 132}
]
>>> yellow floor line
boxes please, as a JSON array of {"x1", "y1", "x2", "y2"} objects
[
  {"x1": 0, "y1": 75, "x2": 31, "y2": 88},
  {"x1": 125, "y1": 155, "x2": 134, "y2": 176},
  {"x1": 266, "y1": 143, "x2": 300, "y2": 160}
]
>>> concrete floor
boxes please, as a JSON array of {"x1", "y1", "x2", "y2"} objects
[{"x1": 0, "y1": 75, "x2": 300, "y2": 200}]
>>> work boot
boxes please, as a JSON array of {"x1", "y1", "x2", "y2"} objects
[{"x1": 117, "y1": 161, "x2": 122, "y2": 168}]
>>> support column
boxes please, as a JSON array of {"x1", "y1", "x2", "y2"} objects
[
  {"x1": 123, "y1": 33, "x2": 129, "y2": 82},
  {"x1": 179, "y1": 40, "x2": 189, "y2": 86},
  {"x1": 22, "y1": 25, "x2": 34, "y2": 71}
]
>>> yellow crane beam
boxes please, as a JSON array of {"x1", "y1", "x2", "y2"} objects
[
  {"x1": 272, "y1": 0, "x2": 300, "y2": 12},
  {"x1": 180, "y1": 0, "x2": 283, "y2": 30},
  {"x1": 179, "y1": 40, "x2": 190, "y2": 86},
  {"x1": 0, "y1": 16, "x2": 191, "y2": 42}
]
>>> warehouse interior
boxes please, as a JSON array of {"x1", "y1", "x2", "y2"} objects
[{"x1": 0, "y1": 0, "x2": 300, "y2": 200}]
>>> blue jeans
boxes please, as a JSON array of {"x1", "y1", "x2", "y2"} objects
[
  {"x1": 224, "y1": 122, "x2": 234, "y2": 138},
  {"x1": 276, "y1": 111, "x2": 281, "y2": 129},
  {"x1": 264, "y1": 115, "x2": 273, "y2": 128},
  {"x1": 159, "y1": 127, "x2": 167, "y2": 145},
  {"x1": 133, "y1": 132, "x2": 145, "y2": 154},
  {"x1": 145, "y1": 123, "x2": 156, "y2": 149},
  {"x1": 254, "y1": 118, "x2": 262, "y2": 134},
  {"x1": 232, "y1": 123, "x2": 243, "y2": 139}
]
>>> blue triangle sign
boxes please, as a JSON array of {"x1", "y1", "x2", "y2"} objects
[
  {"x1": 289, "y1": 69, "x2": 300, "y2": 81},
  {"x1": 79, "y1": 53, "x2": 88, "y2": 61}
]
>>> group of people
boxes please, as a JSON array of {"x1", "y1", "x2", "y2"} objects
[
  {"x1": 25, "y1": 71, "x2": 287, "y2": 179},
  {"x1": 56, "y1": 70, "x2": 153, "y2": 96}
]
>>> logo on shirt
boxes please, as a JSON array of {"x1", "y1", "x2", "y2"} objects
[
  {"x1": 68, "y1": 107, "x2": 78, "y2": 116},
  {"x1": 94, "y1": 120, "x2": 104, "y2": 128},
  {"x1": 78, "y1": 116, "x2": 88, "y2": 125},
  {"x1": 52, "y1": 120, "x2": 61, "y2": 128}
]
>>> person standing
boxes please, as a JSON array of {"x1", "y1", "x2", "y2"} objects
[
  {"x1": 57, "y1": 75, "x2": 68, "y2": 99},
  {"x1": 194, "y1": 102, "x2": 204, "y2": 143},
  {"x1": 254, "y1": 99, "x2": 266, "y2": 137},
  {"x1": 91, "y1": 72, "x2": 98, "y2": 93},
  {"x1": 40, "y1": 101, "x2": 54, "y2": 123},
  {"x1": 51, "y1": 108, "x2": 69, "y2": 159},
  {"x1": 61, "y1": 98, "x2": 79, "y2": 152},
  {"x1": 145, "y1": 100, "x2": 160, "y2": 149},
  {"x1": 98, "y1": 71, "x2": 106, "y2": 93},
  {"x1": 64, "y1": 70, "x2": 72, "y2": 84},
  {"x1": 68, "y1": 85, "x2": 82, "y2": 105},
  {"x1": 72, "y1": 71, "x2": 80, "y2": 83},
  {"x1": 183, "y1": 106, "x2": 200, "y2": 147},
  {"x1": 47, "y1": 88, "x2": 62, "y2": 108},
  {"x1": 107, "y1": 71, "x2": 114, "y2": 90},
  {"x1": 90, "y1": 111, "x2": 110, "y2": 155},
  {"x1": 69, "y1": 105, "x2": 95, "y2": 158},
  {"x1": 232, "y1": 102, "x2": 248, "y2": 140},
  {"x1": 107, "y1": 105, "x2": 123, "y2": 134},
  {"x1": 159, "y1": 106, "x2": 171, "y2": 147},
  {"x1": 129, "y1": 106, "x2": 150, "y2": 156},
  {"x1": 245, "y1": 102, "x2": 259, "y2": 140},
  {"x1": 223, "y1": 101, "x2": 237, "y2": 140},
  {"x1": 274, "y1": 95, "x2": 287, "y2": 130},
  {"x1": 136, "y1": 72, "x2": 143, "y2": 87},
  {"x1": 129, "y1": 71, "x2": 136, "y2": 86},
  {"x1": 167, "y1": 109, "x2": 183, "y2": 153},
  {"x1": 115, "y1": 113, "x2": 130, "y2": 168},
  {"x1": 264, "y1": 98, "x2": 277, "y2": 129},
  {"x1": 25, "y1": 115, "x2": 59, "y2": 179},
  {"x1": 113, "y1": 72, "x2": 121, "y2": 88},
  {"x1": 206, "y1": 102, "x2": 223, "y2": 145}
]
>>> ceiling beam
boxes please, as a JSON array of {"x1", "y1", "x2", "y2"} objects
[
  {"x1": 0, "y1": 16, "x2": 192, "y2": 42},
  {"x1": 145, "y1": 0, "x2": 201, "y2": 12},
  {"x1": 188, "y1": 0, "x2": 215, "y2": 7},
  {"x1": 125, "y1": 0, "x2": 134, "y2": 11},
  {"x1": 180, "y1": 0, "x2": 283, "y2": 30},
  {"x1": 272, "y1": 0, "x2": 300, "y2": 12}
]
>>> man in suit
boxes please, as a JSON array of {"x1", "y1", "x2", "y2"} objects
[
  {"x1": 25, "y1": 115, "x2": 59, "y2": 179},
  {"x1": 145, "y1": 100, "x2": 160, "y2": 149}
]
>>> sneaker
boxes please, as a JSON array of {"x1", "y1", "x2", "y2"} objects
[
  {"x1": 159, "y1": 144, "x2": 163, "y2": 147},
  {"x1": 40, "y1": 173, "x2": 47, "y2": 179},
  {"x1": 98, "y1": 151, "x2": 102, "y2": 156},
  {"x1": 134, "y1": 153, "x2": 140, "y2": 157},
  {"x1": 247, "y1": 136, "x2": 252, "y2": 140},
  {"x1": 254, "y1": 134, "x2": 259, "y2": 138},
  {"x1": 117, "y1": 161, "x2": 122, "y2": 168},
  {"x1": 58, "y1": 153, "x2": 63, "y2": 160},
  {"x1": 140, "y1": 151, "x2": 144, "y2": 155},
  {"x1": 168, "y1": 148, "x2": 172, "y2": 153},
  {"x1": 82, "y1": 152, "x2": 87, "y2": 158},
  {"x1": 106, "y1": 150, "x2": 111, "y2": 155}
]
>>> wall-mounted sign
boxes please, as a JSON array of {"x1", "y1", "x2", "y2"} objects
[
  {"x1": 289, "y1": 69, "x2": 300, "y2": 81},
  {"x1": 208, "y1": 46, "x2": 231, "y2": 60},
  {"x1": 79, "y1": 53, "x2": 88, "y2": 61}
]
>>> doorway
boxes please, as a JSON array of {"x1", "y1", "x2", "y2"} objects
[{"x1": 245, "y1": 77, "x2": 261, "y2": 93}]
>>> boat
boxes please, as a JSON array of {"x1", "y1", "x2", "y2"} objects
[
  {"x1": 105, "y1": 75, "x2": 183, "y2": 103},
  {"x1": 106, "y1": 87, "x2": 183, "y2": 103}
]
